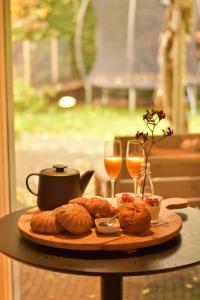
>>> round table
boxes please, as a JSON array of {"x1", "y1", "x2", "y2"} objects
[{"x1": 0, "y1": 207, "x2": 200, "y2": 300}]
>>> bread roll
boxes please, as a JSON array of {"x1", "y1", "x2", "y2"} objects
[
  {"x1": 31, "y1": 210, "x2": 64, "y2": 234},
  {"x1": 55, "y1": 203, "x2": 92, "y2": 235}
]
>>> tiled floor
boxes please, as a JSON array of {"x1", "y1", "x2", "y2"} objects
[{"x1": 19, "y1": 263, "x2": 200, "y2": 300}]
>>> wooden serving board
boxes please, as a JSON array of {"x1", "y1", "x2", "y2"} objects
[{"x1": 18, "y1": 198, "x2": 188, "y2": 252}]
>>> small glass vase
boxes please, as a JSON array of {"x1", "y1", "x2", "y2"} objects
[
  {"x1": 136, "y1": 162, "x2": 154, "y2": 199},
  {"x1": 137, "y1": 162, "x2": 162, "y2": 223}
]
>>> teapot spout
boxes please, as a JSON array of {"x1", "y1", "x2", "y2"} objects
[{"x1": 80, "y1": 170, "x2": 94, "y2": 194}]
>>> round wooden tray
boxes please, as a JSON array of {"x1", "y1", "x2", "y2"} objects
[{"x1": 18, "y1": 198, "x2": 187, "y2": 252}]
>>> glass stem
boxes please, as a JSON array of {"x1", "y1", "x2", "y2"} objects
[
  {"x1": 111, "y1": 178, "x2": 115, "y2": 200},
  {"x1": 133, "y1": 177, "x2": 137, "y2": 195}
]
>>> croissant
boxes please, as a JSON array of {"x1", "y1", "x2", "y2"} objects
[
  {"x1": 68, "y1": 197, "x2": 91, "y2": 211},
  {"x1": 69, "y1": 196, "x2": 118, "y2": 218}
]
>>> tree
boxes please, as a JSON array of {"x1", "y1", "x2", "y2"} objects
[
  {"x1": 11, "y1": 0, "x2": 80, "y2": 42},
  {"x1": 11, "y1": 0, "x2": 95, "y2": 72}
]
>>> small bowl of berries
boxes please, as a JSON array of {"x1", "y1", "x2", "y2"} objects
[
  {"x1": 115, "y1": 192, "x2": 135, "y2": 208},
  {"x1": 144, "y1": 195, "x2": 163, "y2": 224}
]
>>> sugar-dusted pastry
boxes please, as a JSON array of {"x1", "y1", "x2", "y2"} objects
[
  {"x1": 119, "y1": 202, "x2": 151, "y2": 234},
  {"x1": 69, "y1": 196, "x2": 118, "y2": 219},
  {"x1": 55, "y1": 203, "x2": 92, "y2": 235},
  {"x1": 31, "y1": 210, "x2": 65, "y2": 234}
]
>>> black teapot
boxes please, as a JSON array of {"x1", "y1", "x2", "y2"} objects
[{"x1": 26, "y1": 164, "x2": 94, "y2": 210}]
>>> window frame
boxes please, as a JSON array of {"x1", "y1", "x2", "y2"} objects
[{"x1": 0, "y1": 0, "x2": 16, "y2": 299}]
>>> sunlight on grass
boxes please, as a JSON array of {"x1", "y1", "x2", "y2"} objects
[
  {"x1": 188, "y1": 112, "x2": 200, "y2": 133},
  {"x1": 15, "y1": 104, "x2": 200, "y2": 140}
]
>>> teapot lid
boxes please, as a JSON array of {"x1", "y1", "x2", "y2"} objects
[{"x1": 41, "y1": 164, "x2": 78, "y2": 176}]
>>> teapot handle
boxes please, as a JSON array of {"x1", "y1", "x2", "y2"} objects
[{"x1": 26, "y1": 173, "x2": 39, "y2": 196}]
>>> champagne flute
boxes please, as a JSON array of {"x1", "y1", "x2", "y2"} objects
[
  {"x1": 104, "y1": 140, "x2": 122, "y2": 201},
  {"x1": 126, "y1": 140, "x2": 144, "y2": 194}
]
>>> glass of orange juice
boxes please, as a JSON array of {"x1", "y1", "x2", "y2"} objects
[
  {"x1": 126, "y1": 140, "x2": 144, "y2": 194},
  {"x1": 104, "y1": 140, "x2": 122, "y2": 200}
]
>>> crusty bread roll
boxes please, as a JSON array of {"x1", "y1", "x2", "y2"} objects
[
  {"x1": 31, "y1": 210, "x2": 65, "y2": 234},
  {"x1": 119, "y1": 202, "x2": 151, "y2": 234},
  {"x1": 55, "y1": 203, "x2": 92, "y2": 235},
  {"x1": 69, "y1": 196, "x2": 118, "y2": 218}
]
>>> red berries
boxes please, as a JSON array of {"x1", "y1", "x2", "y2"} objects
[
  {"x1": 121, "y1": 193, "x2": 135, "y2": 202},
  {"x1": 145, "y1": 197, "x2": 159, "y2": 206}
]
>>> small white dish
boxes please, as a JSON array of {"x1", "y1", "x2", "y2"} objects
[{"x1": 95, "y1": 217, "x2": 120, "y2": 234}]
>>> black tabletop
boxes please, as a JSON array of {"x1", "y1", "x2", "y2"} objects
[{"x1": 0, "y1": 207, "x2": 200, "y2": 277}]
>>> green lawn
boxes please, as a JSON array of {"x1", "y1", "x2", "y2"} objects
[{"x1": 14, "y1": 104, "x2": 200, "y2": 140}]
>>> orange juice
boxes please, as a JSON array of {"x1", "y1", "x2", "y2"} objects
[
  {"x1": 104, "y1": 156, "x2": 122, "y2": 178},
  {"x1": 126, "y1": 156, "x2": 144, "y2": 177}
]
